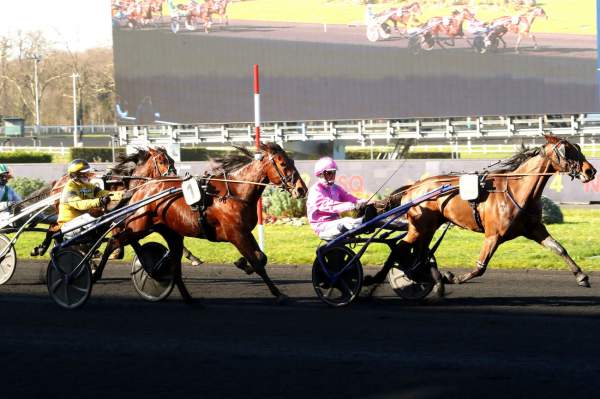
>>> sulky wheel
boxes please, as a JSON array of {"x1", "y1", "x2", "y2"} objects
[
  {"x1": 131, "y1": 242, "x2": 174, "y2": 302},
  {"x1": 0, "y1": 233, "x2": 17, "y2": 285},
  {"x1": 387, "y1": 255, "x2": 436, "y2": 300},
  {"x1": 170, "y1": 17, "x2": 180, "y2": 34},
  {"x1": 312, "y1": 245, "x2": 363, "y2": 307},
  {"x1": 408, "y1": 36, "x2": 421, "y2": 54},
  {"x1": 473, "y1": 35, "x2": 486, "y2": 54},
  {"x1": 379, "y1": 23, "x2": 392, "y2": 39},
  {"x1": 47, "y1": 249, "x2": 92, "y2": 309},
  {"x1": 366, "y1": 25, "x2": 380, "y2": 42}
]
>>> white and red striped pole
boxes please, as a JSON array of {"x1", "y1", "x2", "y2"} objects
[{"x1": 254, "y1": 64, "x2": 265, "y2": 250}]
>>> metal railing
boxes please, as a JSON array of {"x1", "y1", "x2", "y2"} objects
[
  {"x1": 0, "y1": 124, "x2": 117, "y2": 137},
  {"x1": 119, "y1": 114, "x2": 600, "y2": 147}
]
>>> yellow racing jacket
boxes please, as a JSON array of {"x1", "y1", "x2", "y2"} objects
[{"x1": 57, "y1": 179, "x2": 122, "y2": 224}]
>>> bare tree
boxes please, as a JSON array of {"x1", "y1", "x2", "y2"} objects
[{"x1": 0, "y1": 31, "x2": 116, "y2": 126}]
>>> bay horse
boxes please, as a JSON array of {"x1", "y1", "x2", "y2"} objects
[
  {"x1": 365, "y1": 135, "x2": 596, "y2": 298},
  {"x1": 210, "y1": 0, "x2": 230, "y2": 25},
  {"x1": 487, "y1": 6, "x2": 547, "y2": 53},
  {"x1": 22, "y1": 147, "x2": 202, "y2": 267},
  {"x1": 93, "y1": 143, "x2": 307, "y2": 304},
  {"x1": 425, "y1": 8, "x2": 478, "y2": 47},
  {"x1": 385, "y1": 2, "x2": 422, "y2": 33},
  {"x1": 185, "y1": 0, "x2": 214, "y2": 33}
]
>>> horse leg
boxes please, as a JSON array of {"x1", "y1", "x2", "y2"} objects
[
  {"x1": 230, "y1": 232, "x2": 287, "y2": 304},
  {"x1": 525, "y1": 224, "x2": 590, "y2": 287},
  {"x1": 452, "y1": 234, "x2": 500, "y2": 284},
  {"x1": 31, "y1": 228, "x2": 56, "y2": 256},
  {"x1": 530, "y1": 33, "x2": 538, "y2": 50},
  {"x1": 159, "y1": 228, "x2": 193, "y2": 303},
  {"x1": 515, "y1": 33, "x2": 522, "y2": 53},
  {"x1": 182, "y1": 245, "x2": 203, "y2": 266}
]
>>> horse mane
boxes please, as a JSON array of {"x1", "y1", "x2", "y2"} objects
[
  {"x1": 209, "y1": 146, "x2": 255, "y2": 174},
  {"x1": 209, "y1": 143, "x2": 286, "y2": 174},
  {"x1": 490, "y1": 145, "x2": 542, "y2": 173},
  {"x1": 109, "y1": 147, "x2": 169, "y2": 176}
]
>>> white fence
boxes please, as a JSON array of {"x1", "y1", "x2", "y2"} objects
[{"x1": 119, "y1": 114, "x2": 600, "y2": 147}]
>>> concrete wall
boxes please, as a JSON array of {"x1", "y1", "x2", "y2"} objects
[{"x1": 12, "y1": 159, "x2": 600, "y2": 203}]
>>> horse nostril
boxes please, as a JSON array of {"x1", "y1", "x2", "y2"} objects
[{"x1": 586, "y1": 168, "x2": 596, "y2": 177}]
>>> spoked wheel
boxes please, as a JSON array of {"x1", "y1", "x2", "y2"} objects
[
  {"x1": 408, "y1": 36, "x2": 421, "y2": 54},
  {"x1": 473, "y1": 35, "x2": 486, "y2": 54},
  {"x1": 387, "y1": 255, "x2": 436, "y2": 300},
  {"x1": 0, "y1": 233, "x2": 17, "y2": 285},
  {"x1": 312, "y1": 246, "x2": 363, "y2": 307},
  {"x1": 131, "y1": 242, "x2": 174, "y2": 302},
  {"x1": 47, "y1": 249, "x2": 92, "y2": 309},
  {"x1": 171, "y1": 18, "x2": 180, "y2": 33},
  {"x1": 379, "y1": 23, "x2": 392, "y2": 39},
  {"x1": 366, "y1": 25, "x2": 380, "y2": 42}
]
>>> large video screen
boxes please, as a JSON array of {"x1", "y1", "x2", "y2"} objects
[{"x1": 112, "y1": 0, "x2": 598, "y2": 124}]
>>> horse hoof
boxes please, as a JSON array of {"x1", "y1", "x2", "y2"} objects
[
  {"x1": 234, "y1": 258, "x2": 254, "y2": 275},
  {"x1": 441, "y1": 271, "x2": 456, "y2": 284},
  {"x1": 275, "y1": 294, "x2": 290, "y2": 305},
  {"x1": 577, "y1": 275, "x2": 591, "y2": 288}
]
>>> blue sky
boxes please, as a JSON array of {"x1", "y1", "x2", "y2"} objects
[{"x1": 0, "y1": 0, "x2": 111, "y2": 50}]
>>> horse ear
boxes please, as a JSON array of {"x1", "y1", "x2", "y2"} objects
[
  {"x1": 542, "y1": 133, "x2": 559, "y2": 144},
  {"x1": 556, "y1": 143, "x2": 566, "y2": 159}
]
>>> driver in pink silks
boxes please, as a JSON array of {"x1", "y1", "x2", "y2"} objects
[{"x1": 307, "y1": 157, "x2": 367, "y2": 240}]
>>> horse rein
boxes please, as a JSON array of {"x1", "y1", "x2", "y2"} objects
[{"x1": 151, "y1": 152, "x2": 176, "y2": 177}]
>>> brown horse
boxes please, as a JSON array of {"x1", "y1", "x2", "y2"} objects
[
  {"x1": 488, "y1": 6, "x2": 547, "y2": 52},
  {"x1": 366, "y1": 135, "x2": 596, "y2": 298},
  {"x1": 93, "y1": 143, "x2": 307, "y2": 304},
  {"x1": 385, "y1": 1, "x2": 422, "y2": 33},
  {"x1": 186, "y1": 0, "x2": 214, "y2": 32},
  {"x1": 210, "y1": 0, "x2": 230, "y2": 25},
  {"x1": 424, "y1": 8, "x2": 478, "y2": 47},
  {"x1": 23, "y1": 147, "x2": 200, "y2": 267}
]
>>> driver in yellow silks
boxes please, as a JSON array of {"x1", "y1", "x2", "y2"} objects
[{"x1": 57, "y1": 159, "x2": 123, "y2": 226}]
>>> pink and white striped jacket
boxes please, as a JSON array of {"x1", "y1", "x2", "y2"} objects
[{"x1": 306, "y1": 181, "x2": 358, "y2": 234}]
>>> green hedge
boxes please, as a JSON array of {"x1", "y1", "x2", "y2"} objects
[
  {"x1": 0, "y1": 151, "x2": 52, "y2": 163},
  {"x1": 69, "y1": 147, "x2": 125, "y2": 162},
  {"x1": 10, "y1": 177, "x2": 46, "y2": 198},
  {"x1": 181, "y1": 148, "x2": 237, "y2": 161}
]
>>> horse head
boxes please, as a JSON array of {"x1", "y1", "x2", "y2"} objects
[
  {"x1": 146, "y1": 147, "x2": 177, "y2": 177},
  {"x1": 459, "y1": 8, "x2": 477, "y2": 22},
  {"x1": 542, "y1": 134, "x2": 596, "y2": 183},
  {"x1": 408, "y1": 2, "x2": 422, "y2": 16},
  {"x1": 258, "y1": 143, "x2": 307, "y2": 199},
  {"x1": 114, "y1": 147, "x2": 176, "y2": 181},
  {"x1": 530, "y1": 6, "x2": 548, "y2": 20}
]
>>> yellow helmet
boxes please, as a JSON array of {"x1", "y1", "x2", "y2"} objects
[{"x1": 68, "y1": 159, "x2": 92, "y2": 175}]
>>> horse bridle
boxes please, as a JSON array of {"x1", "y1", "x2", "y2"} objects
[
  {"x1": 546, "y1": 140, "x2": 582, "y2": 180},
  {"x1": 151, "y1": 152, "x2": 177, "y2": 177},
  {"x1": 257, "y1": 151, "x2": 299, "y2": 194}
]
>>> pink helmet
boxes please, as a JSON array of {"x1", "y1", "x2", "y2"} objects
[{"x1": 313, "y1": 157, "x2": 337, "y2": 176}]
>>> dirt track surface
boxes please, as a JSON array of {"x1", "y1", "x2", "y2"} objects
[
  {"x1": 142, "y1": 19, "x2": 596, "y2": 59},
  {"x1": 2, "y1": 261, "x2": 600, "y2": 398}
]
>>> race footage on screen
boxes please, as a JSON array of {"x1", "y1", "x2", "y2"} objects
[{"x1": 112, "y1": 0, "x2": 598, "y2": 124}]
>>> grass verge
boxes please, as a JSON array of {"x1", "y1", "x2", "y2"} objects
[{"x1": 10, "y1": 208, "x2": 600, "y2": 271}]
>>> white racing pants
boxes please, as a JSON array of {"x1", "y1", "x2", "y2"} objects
[{"x1": 318, "y1": 217, "x2": 363, "y2": 241}]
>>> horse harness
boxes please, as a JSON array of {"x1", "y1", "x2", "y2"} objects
[{"x1": 466, "y1": 172, "x2": 544, "y2": 232}]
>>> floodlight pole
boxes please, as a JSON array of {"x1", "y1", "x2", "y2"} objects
[
  {"x1": 32, "y1": 54, "x2": 41, "y2": 135},
  {"x1": 71, "y1": 72, "x2": 80, "y2": 147}
]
